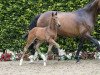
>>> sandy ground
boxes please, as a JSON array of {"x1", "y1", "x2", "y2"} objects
[{"x1": 0, "y1": 60, "x2": 100, "y2": 75}]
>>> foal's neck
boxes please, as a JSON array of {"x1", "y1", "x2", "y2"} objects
[{"x1": 48, "y1": 19, "x2": 58, "y2": 32}]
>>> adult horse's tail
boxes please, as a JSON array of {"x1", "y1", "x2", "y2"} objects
[{"x1": 22, "y1": 14, "x2": 41, "y2": 39}]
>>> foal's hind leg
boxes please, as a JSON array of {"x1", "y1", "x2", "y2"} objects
[
  {"x1": 19, "y1": 36, "x2": 36, "y2": 65},
  {"x1": 19, "y1": 45, "x2": 30, "y2": 65}
]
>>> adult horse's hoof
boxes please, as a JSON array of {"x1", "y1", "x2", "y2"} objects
[
  {"x1": 76, "y1": 60, "x2": 80, "y2": 63},
  {"x1": 75, "y1": 56, "x2": 80, "y2": 63}
]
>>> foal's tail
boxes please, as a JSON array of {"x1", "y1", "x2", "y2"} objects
[{"x1": 22, "y1": 14, "x2": 41, "y2": 39}]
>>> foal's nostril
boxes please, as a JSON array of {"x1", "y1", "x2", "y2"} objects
[{"x1": 58, "y1": 24, "x2": 61, "y2": 27}]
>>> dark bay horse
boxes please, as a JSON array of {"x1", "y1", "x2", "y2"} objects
[
  {"x1": 28, "y1": 0, "x2": 100, "y2": 62},
  {"x1": 38, "y1": 0, "x2": 100, "y2": 62},
  {"x1": 20, "y1": 12, "x2": 61, "y2": 66}
]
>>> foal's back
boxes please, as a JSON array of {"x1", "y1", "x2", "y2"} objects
[
  {"x1": 29, "y1": 27, "x2": 47, "y2": 41},
  {"x1": 29, "y1": 26, "x2": 57, "y2": 41}
]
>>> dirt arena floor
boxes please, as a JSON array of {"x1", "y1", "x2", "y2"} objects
[{"x1": 0, "y1": 60, "x2": 100, "y2": 75}]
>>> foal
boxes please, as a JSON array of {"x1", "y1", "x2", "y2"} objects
[{"x1": 19, "y1": 12, "x2": 61, "y2": 66}]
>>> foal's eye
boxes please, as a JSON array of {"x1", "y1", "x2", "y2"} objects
[{"x1": 53, "y1": 18, "x2": 56, "y2": 20}]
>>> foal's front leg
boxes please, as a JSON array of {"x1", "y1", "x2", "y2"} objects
[
  {"x1": 35, "y1": 42, "x2": 47, "y2": 66},
  {"x1": 47, "y1": 44, "x2": 53, "y2": 55},
  {"x1": 49, "y1": 39, "x2": 61, "y2": 56}
]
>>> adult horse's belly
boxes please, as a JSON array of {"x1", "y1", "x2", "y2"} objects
[{"x1": 37, "y1": 11, "x2": 80, "y2": 37}]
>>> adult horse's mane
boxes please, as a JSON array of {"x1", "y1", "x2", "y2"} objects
[
  {"x1": 75, "y1": 0, "x2": 98, "y2": 14},
  {"x1": 84, "y1": 0, "x2": 96, "y2": 10},
  {"x1": 73, "y1": 0, "x2": 99, "y2": 32}
]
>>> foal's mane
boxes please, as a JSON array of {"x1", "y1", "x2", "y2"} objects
[{"x1": 48, "y1": 13, "x2": 57, "y2": 30}]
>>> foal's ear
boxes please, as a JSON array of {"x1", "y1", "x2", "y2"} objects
[
  {"x1": 52, "y1": 12, "x2": 54, "y2": 17},
  {"x1": 55, "y1": 12, "x2": 57, "y2": 15}
]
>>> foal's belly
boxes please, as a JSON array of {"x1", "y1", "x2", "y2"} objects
[{"x1": 35, "y1": 28, "x2": 46, "y2": 40}]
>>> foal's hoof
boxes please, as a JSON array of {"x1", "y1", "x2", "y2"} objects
[
  {"x1": 43, "y1": 62, "x2": 46, "y2": 66},
  {"x1": 29, "y1": 61, "x2": 34, "y2": 64},
  {"x1": 19, "y1": 62, "x2": 22, "y2": 66},
  {"x1": 19, "y1": 59, "x2": 23, "y2": 66}
]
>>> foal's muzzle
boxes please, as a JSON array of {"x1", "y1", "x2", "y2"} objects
[{"x1": 57, "y1": 24, "x2": 61, "y2": 27}]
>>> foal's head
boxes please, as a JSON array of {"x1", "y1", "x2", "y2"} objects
[{"x1": 49, "y1": 12, "x2": 61, "y2": 30}]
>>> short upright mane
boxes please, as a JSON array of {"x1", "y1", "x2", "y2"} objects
[{"x1": 48, "y1": 16, "x2": 56, "y2": 30}]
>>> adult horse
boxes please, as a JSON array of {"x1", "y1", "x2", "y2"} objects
[{"x1": 25, "y1": 0, "x2": 100, "y2": 62}]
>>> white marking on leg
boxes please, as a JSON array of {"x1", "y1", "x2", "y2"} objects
[
  {"x1": 44, "y1": 61, "x2": 46, "y2": 66},
  {"x1": 40, "y1": 53, "x2": 46, "y2": 61},
  {"x1": 39, "y1": 53, "x2": 47, "y2": 66},
  {"x1": 28, "y1": 55, "x2": 34, "y2": 63},
  {"x1": 19, "y1": 59, "x2": 23, "y2": 66},
  {"x1": 98, "y1": 52, "x2": 100, "y2": 59},
  {"x1": 33, "y1": 51, "x2": 38, "y2": 60}
]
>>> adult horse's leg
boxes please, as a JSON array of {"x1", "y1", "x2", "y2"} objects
[
  {"x1": 85, "y1": 33, "x2": 100, "y2": 51},
  {"x1": 75, "y1": 38, "x2": 84, "y2": 63}
]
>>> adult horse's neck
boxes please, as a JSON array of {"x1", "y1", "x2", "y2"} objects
[{"x1": 75, "y1": 0, "x2": 99, "y2": 26}]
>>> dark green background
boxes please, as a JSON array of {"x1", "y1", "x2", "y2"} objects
[{"x1": 0, "y1": 0, "x2": 100, "y2": 52}]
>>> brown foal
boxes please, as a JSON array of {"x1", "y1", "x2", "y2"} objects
[{"x1": 19, "y1": 12, "x2": 61, "y2": 66}]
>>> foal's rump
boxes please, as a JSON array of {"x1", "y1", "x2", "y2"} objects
[{"x1": 37, "y1": 11, "x2": 87, "y2": 37}]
